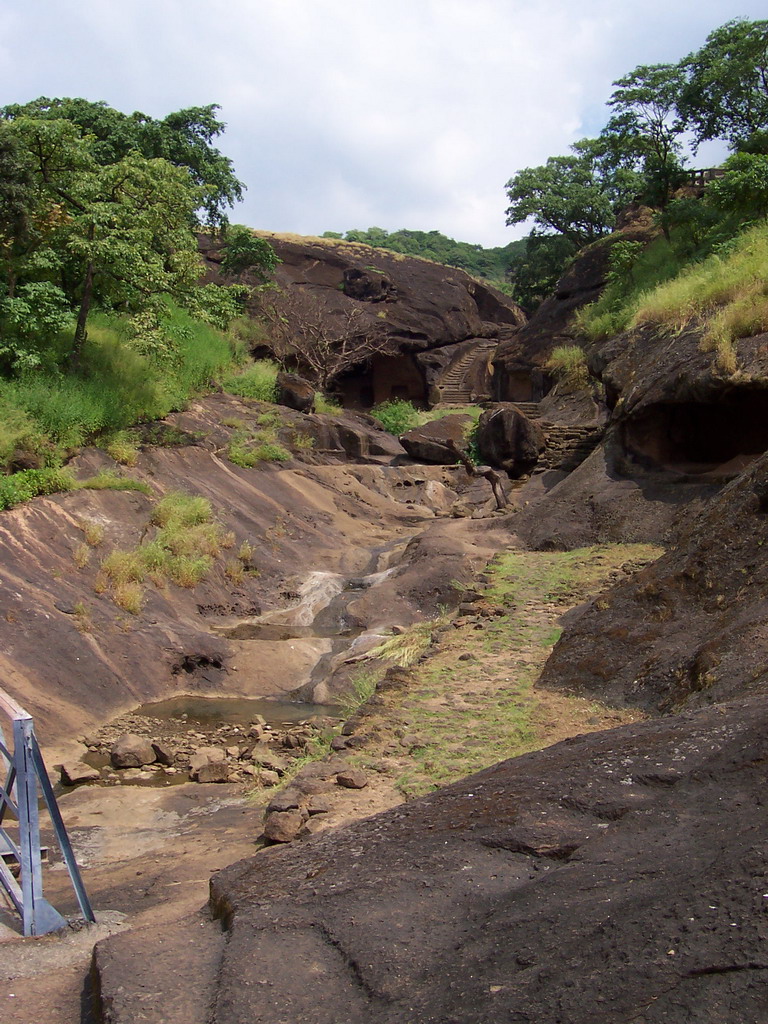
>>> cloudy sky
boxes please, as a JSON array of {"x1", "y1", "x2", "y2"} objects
[{"x1": 1, "y1": 1, "x2": 765, "y2": 246}]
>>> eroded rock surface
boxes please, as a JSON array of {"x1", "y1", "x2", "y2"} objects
[{"x1": 93, "y1": 695, "x2": 768, "y2": 1024}]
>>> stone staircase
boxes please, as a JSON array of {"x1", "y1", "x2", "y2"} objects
[
  {"x1": 435, "y1": 343, "x2": 495, "y2": 404},
  {"x1": 510, "y1": 401, "x2": 542, "y2": 419},
  {"x1": 537, "y1": 422, "x2": 604, "y2": 473}
]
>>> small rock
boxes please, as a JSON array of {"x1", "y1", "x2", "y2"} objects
[
  {"x1": 336, "y1": 769, "x2": 369, "y2": 790},
  {"x1": 458, "y1": 652, "x2": 475, "y2": 662},
  {"x1": 59, "y1": 761, "x2": 100, "y2": 786},
  {"x1": 330, "y1": 736, "x2": 348, "y2": 751},
  {"x1": 189, "y1": 746, "x2": 226, "y2": 775},
  {"x1": 307, "y1": 795, "x2": 331, "y2": 816},
  {"x1": 196, "y1": 762, "x2": 231, "y2": 784},
  {"x1": 267, "y1": 789, "x2": 302, "y2": 813},
  {"x1": 225, "y1": 745, "x2": 241, "y2": 758},
  {"x1": 111, "y1": 733, "x2": 156, "y2": 769},
  {"x1": 345, "y1": 735, "x2": 367, "y2": 750},
  {"x1": 258, "y1": 769, "x2": 281, "y2": 787},
  {"x1": 151, "y1": 741, "x2": 175, "y2": 766},
  {"x1": 263, "y1": 810, "x2": 303, "y2": 844}
]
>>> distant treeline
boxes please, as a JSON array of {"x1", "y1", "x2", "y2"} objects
[{"x1": 322, "y1": 227, "x2": 526, "y2": 289}]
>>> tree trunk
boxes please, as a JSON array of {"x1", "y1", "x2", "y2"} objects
[{"x1": 70, "y1": 260, "x2": 95, "y2": 369}]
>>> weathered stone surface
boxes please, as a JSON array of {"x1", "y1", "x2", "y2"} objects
[
  {"x1": 537, "y1": 448, "x2": 768, "y2": 712},
  {"x1": 110, "y1": 733, "x2": 156, "y2": 769},
  {"x1": 475, "y1": 403, "x2": 545, "y2": 478},
  {"x1": 59, "y1": 760, "x2": 100, "y2": 785},
  {"x1": 162, "y1": 697, "x2": 764, "y2": 1024},
  {"x1": 249, "y1": 744, "x2": 288, "y2": 774},
  {"x1": 492, "y1": 204, "x2": 658, "y2": 401},
  {"x1": 263, "y1": 809, "x2": 303, "y2": 843},
  {"x1": 336, "y1": 768, "x2": 368, "y2": 789},
  {"x1": 196, "y1": 762, "x2": 231, "y2": 784},
  {"x1": 400, "y1": 415, "x2": 473, "y2": 464},
  {"x1": 266, "y1": 789, "x2": 301, "y2": 813},
  {"x1": 151, "y1": 741, "x2": 175, "y2": 766},
  {"x1": 258, "y1": 769, "x2": 280, "y2": 787},
  {"x1": 189, "y1": 746, "x2": 226, "y2": 774},
  {"x1": 276, "y1": 371, "x2": 315, "y2": 413}
]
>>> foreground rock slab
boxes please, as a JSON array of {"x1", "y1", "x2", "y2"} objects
[{"x1": 93, "y1": 695, "x2": 768, "y2": 1023}]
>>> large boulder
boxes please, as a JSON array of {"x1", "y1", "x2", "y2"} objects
[
  {"x1": 475, "y1": 403, "x2": 545, "y2": 477},
  {"x1": 275, "y1": 372, "x2": 315, "y2": 413},
  {"x1": 110, "y1": 733, "x2": 156, "y2": 769},
  {"x1": 400, "y1": 414, "x2": 473, "y2": 464}
]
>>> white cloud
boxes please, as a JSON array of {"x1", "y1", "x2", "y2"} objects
[{"x1": 1, "y1": 0, "x2": 766, "y2": 245}]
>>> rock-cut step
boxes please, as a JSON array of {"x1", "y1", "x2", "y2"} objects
[
  {"x1": 538, "y1": 423, "x2": 604, "y2": 472},
  {"x1": 92, "y1": 910, "x2": 225, "y2": 1023}
]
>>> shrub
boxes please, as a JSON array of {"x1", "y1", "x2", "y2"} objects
[
  {"x1": 371, "y1": 398, "x2": 420, "y2": 435},
  {"x1": 545, "y1": 345, "x2": 589, "y2": 388},
  {"x1": 222, "y1": 360, "x2": 279, "y2": 402},
  {"x1": 314, "y1": 394, "x2": 343, "y2": 415},
  {"x1": 0, "y1": 467, "x2": 75, "y2": 510}
]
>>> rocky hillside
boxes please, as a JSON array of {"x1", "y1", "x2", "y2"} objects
[{"x1": 200, "y1": 232, "x2": 525, "y2": 407}]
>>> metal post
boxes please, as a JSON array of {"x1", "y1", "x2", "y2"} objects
[{"x1": 0, "y1": 687, "x2": 94, "y2": 936}]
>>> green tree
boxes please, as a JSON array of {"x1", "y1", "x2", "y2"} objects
[
  {"x1": 604, "y1": 63, "x2": 688, "y2": 212},
  {"x1": 507, "y1": 234, "x2": 576, "y2": 313},
  {"x1": 679, "y1": 19, "x2": 768, "y2": 150},
  {"x1": 705, "y1": 152, "x2": 768, "y2": 221},
  {"x1": 1, "y1": 98, "x2": 244, "y2": 225},
  {"x1": 2, "y1": 116, "x2": 203, "y2": 366},
  {"x1": 220, "y1": 224, "x2": 279, "y2": 280},
  {"x1": 504, "y1": 138, "x2": 642, "y2": 248}
]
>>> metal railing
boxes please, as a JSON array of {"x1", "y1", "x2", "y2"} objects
[{"x1": 0, "y1": 688, "x2": 94, "y2": 936}]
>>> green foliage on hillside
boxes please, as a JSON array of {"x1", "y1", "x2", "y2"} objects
[
  {"x1": 0, "y1": 97, "x2": 280, "y2": 497},
  {"x1": 577, "y1": 220, "x2": 768, "y2": 374},
  {"x1": 322, "y1": 226, "x2": 526, "y2": 286},
  {"x1": 504, "y1": 18, "x2": 768, "y2": 314}
]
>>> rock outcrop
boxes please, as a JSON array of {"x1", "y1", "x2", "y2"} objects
[
  {"x1": 200, "y1": 232, "x2": 525, "y2": 408},
  {"x1": 475, "y1": 404, "x2": 545, "y2": 477},
  {"x1": 537, "y1": 448, "x2": 768, "y2": 712},
  {"x1": 492, "y1": 204, "x2": 659, "y2": 403},
  {"x1": 399, "y1": 414, "x2": 473, "y2": 464},
  {"x1": 93, "y1": 694, "x2": 768, "y2": 1024}
]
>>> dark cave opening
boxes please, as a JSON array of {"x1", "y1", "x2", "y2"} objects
[{"x1": 623, "y1": 391, "x2": 768, "y2": 475}]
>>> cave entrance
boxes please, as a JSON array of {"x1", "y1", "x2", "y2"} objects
[
  {"x1": 624, "y1": 392, "x2": 768, "y2": 476},
  {"x1": 336, "y1": 353, "x2": 427, "y2": 411}
]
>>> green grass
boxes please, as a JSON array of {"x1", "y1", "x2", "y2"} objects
[
  {"x1": 576, "y1": 223, "x2": 768, "y2": 373},
  {"x1": 0, "y1": 303, "x2": 237, "y2": 465},
  {"x1": 0, "y1": 467, "x2": 76, "y2": 510},
  {"x1": 371, "y1": 399, "x2": 422, "y2": 435},
  {"x1": 222, "y1": 360, "x2": 279, "y2": 403},
  {"x1": 574, "y1": 236, "x2": 686, "y2": 342},
  {"x1": 545, "y1": 345, "x2": 589, "y2": 388},
  {"x1": 95, "y1": 491, "x2": 233, "y2": 608}
]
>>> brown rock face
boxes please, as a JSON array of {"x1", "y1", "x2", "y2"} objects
[
  {"x1": 95, "y1": 695, "x2": 768, "y2": 1023},
  {"x1": 263, "y1": 809, "x2": 304, "y2": 843},
  {"x1": 400, "y1": 414, "x2": 473, "y2": 464},
  {"x1": 199, "y1": 232, "x2": 525, "y2": 407},
  {"x1": 536, "y1": 449, "x2": 768, "y2": 712},
  {"x1": 475, "y1": 404, "x2": 545, "y2": 478}
]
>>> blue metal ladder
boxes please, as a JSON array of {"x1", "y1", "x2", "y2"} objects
[{"x1": 0, "y1": 688, "x2": 95, "y2": 936}]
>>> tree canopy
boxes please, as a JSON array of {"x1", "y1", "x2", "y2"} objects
[
  {"x1": 1, "y1": 98, "x2": 244, "y2": 225},
  {"x1": 321, "y1": 226, "x2": 525, "y2": 283},
  {"x1": 502, "y1": 17, "x2": 768, "y2": 310},
  {"x1": 0, "y1": 99, "x2": 276, "y2": 373},
  {"x1": 679, "y1": 19, "x2": 768, "y2": 150}
]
